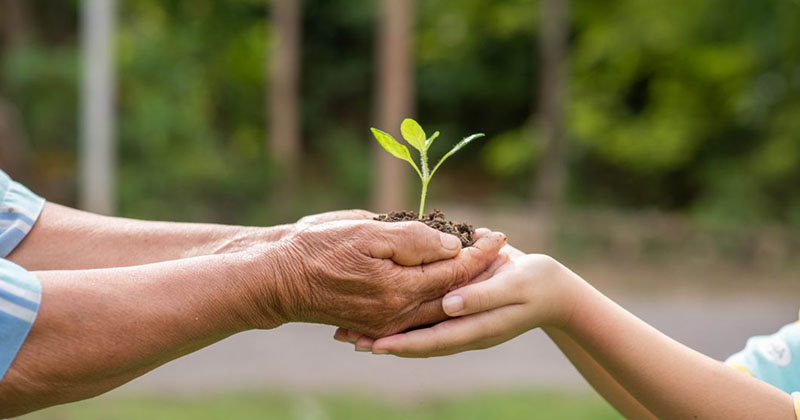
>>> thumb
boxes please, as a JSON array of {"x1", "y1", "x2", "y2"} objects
[
  {"x1": 366, "y1": 221, "x2": 464, "y2": 266},
  {"x1": 412, "y1": 231, "x2": 507, "y2": 298},
  {"x1": 442, "y1": 269, "x2": 520, "y2": 317}
]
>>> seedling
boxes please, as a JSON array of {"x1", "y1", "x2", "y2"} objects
[{"x1": 371, "y1": 118, "x2": 485, "y2": 219}]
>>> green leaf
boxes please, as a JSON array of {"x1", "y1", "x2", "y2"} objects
[
  {"x1": 370, "y1": 128, "x2": 423, "y2": 179},
  {"x1": 430, "y1": 133, "x2": 486, "y2": 178},
  {"x1": 400, "y1": 118, "x2": 426, "y2": 151},
  {"x1": 425, "y1": 131, "x2": 440, "y2": 149}
]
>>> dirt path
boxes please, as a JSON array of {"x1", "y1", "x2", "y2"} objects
[{"x1": 108, "y1": 291, "x2": 798, "y2": 398}]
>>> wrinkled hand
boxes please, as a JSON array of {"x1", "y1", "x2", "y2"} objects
[
  {"x1": 253, "y1": 220, "x2": 507, "y2": 338},
  {"x1": 294, "y1": 209, "x2": 377, "y2": 231},
  {"x1": 335, "y1": 234, "x2": 582, "y2": 356}
]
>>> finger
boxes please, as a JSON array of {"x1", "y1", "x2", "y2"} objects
[
  {"x1": 412, "y1": 231, "x2": 507, "y2": 297},
  {"x1": 372, "y1": 307, "x2": 516, "y2": 357},
  {"x1": 333, "y1": 327, "x2": 364, "y2": 344},
  {"x1": 333, "y1": 327, "x2": 350, "y2": 343},
  {"x1": 355, "y1": 336, "x2": 375, "y2": 352},
  {"x1": 442, "y1": 269, "x2": 522, "y2": 317},
  {"x1": 500, "y1": 243, "x2": 525, "y2": 259},
  {"x1": 400, "y1": 254, "x2": 509, "y2": 332},
  {"x1": 468, "y1": 253, "x2": 510, "y2": 285},
  {"x1": 396, "y1": 298, "x2": 450, "y2": 333},
  {"x1": 473, "y1": 227, "x2": 492, "y2": 240},
  {"x1": 366, "y1": 221, "x2": 464, "y2": 266},
  {"x1": 346, "y1": 329, "x2": 365, "y2": 344}
]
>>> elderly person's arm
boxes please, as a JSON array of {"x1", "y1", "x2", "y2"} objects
[
  {"x1": 0, "y1": 219, "x2": 506, "y2": 417},
  {"x1": 8, "y1": 202, "x2": 375, "y2": 271},
  {"x1": 0, "y1": 169, "x2": 375, "y2": 271}
]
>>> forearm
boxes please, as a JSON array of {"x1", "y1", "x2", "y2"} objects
[
  {"x1": 7, "y1": 203, "x2": 292, "y2": 270},
  {"x1": 564, "y1": 281, "x2": 795, "y2": 420},
  {"x1": 0, "y1": 249, "x2": 283, "y2": 417},
  {"x1": 545, "y1": 328, "x2": 657, "y2": 420}
]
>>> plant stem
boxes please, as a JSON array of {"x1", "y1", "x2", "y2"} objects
[
  {"x1": 419, "y1": 180, "x2": 428, "y2": 219},
  {"x1": 418, "y1": 147, "x2": 430, "y2": 220}
]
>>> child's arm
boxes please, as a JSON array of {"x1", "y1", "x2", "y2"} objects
[
  {"x1": 359, "y1": 252, "x2": 795, "y2": 420},
  {"x1": 545, "y1": 328, "x2": 658, "y2": 420},
  {"x1": 505, "y1": 246, "x2": 657, "y2": 419},
  {"x1": 337, "y1": 244, "x2": 657, "y2": 419}
]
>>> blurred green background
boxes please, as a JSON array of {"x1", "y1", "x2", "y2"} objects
[
  {"x1": 4, "y1": 1, "x2": 800, "y2": 419},
  {"x1": 4, "y1": 0, "x2": 800, "y2": 227}
]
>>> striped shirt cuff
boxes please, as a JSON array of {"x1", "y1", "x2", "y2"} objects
[
  {"x1": 0, "y1": 259, "x2": 40, "y2": 382},
  {"x1": 0, "y1": 171, "x2": 45, "y2": 258}
]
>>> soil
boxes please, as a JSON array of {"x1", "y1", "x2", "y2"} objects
[{"x1": 374, "y1": 209, "x2": 475, "y2": 247}]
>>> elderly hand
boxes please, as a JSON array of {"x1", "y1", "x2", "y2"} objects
[
  {"x1": 294, "y1": 209, "x2": 377, "y2": 228},
  {"x1": 245, "y1": 219, "x2": 506, "y2": 338},
  {"x1": 335, "y1": 239, "x2": 586, "y2": 357}
]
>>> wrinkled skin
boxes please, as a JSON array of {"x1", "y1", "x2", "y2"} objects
[
  {"x1": 293, "y1": 209, "x2": 378, "y2": 230},
  {"x1": 251, "y1": 217, "x2": 507, "y2": 338}
]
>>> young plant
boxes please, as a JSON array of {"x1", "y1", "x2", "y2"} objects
[{"x1": 371, "y1": 118, "x2": 485, "y2": 219}]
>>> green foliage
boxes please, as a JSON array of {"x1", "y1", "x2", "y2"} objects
[
  {"x1": 400, "y1": 118, "x2": 428, "y2": 151},
  {"x1": 4, "y1": 0, "x2": 800, "y2": 228},
  {"x1": 370, "y1": 128, "x2": 421, "y2": 178},
  {"x1": 2, "y1": 43, "x2": 79, "y2": 177},
  {"x1": 372, "y1": 118, "x2": 484, "y2": 217},
  {"x1": 482, "y1": 124, "x2": 540, "y2": 178}
]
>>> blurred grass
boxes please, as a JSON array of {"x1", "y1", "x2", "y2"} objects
[{"x1": 21, "y1": 391, "x2": 622, "y2": 420}]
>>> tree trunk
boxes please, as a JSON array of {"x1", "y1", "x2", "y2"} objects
[
  {"x1": 80, "y1": 0, "x2": 117, "y2": 215},
  {"x1": 533, "y1": 0, "x2": 569, "y2": 241},
  {"x1": 371, "y1": 0, "x2": 414, "y2": 213},
  {"x1": 268, "y1": 0, "x2": 301, "y2": 172},
  {"x1": 0, "y1": 0, "x2": 32, "y2": 180},
  {"x1": 0, "y1": 99, "x2": 30, "y2": 179},
  {"x1": 0, "y1": 0, "x2": 30, "y2": 49}
]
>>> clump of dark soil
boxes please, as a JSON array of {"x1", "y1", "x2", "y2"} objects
[{"x1": 374, "y1": 209, "x2": 475, "y2": 247}]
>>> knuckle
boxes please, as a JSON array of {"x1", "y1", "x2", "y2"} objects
[
  {"x1": 396, "y1": 221, "x2": 429, "y2": 242},
  {"x1": 472, "y1": 289, "x2": 489, "y2": 311},
  {"x1": 409, "y1": 220, "x2": 431, "y2": 235},
  {"x1": 529, "y1": 254, "x2": 561, "y2": 275},
  {"x1": 509, "y1": 271, "x2": 528, "y2": 290},
  {"x1": 449, "y1": 261, "x2": 473, "y2": 288},
  {"x1": 351, "y1": 224, "x2": 382, "y2": 248}
]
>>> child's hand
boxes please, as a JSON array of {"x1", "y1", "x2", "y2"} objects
[{"x1": 335, "y1": 243, "x2": 587, "y2": 357}]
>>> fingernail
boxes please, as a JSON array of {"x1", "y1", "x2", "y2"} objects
[
  {"x1": 443, "y1": 295, "x2": 464, "y2": 315},
  {"x1": 440, "y1": 233, "x2": 461, "y2": 250},
  {"x1": 373, "y1": 349, "x2": 389, "y2": 355},
  {"x1": 355, "y1": 346, "x2": 371, "y2": 352}
]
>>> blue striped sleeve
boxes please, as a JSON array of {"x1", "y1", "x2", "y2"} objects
[
  {"x1": 0, "y1": 258, "x2": 40, "y2": 381},
  {"x1": 0, "y1": 170, "x2": 45, "y2": 258}
]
